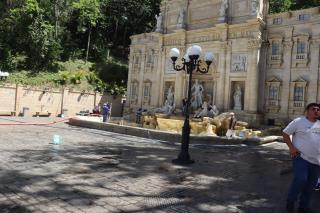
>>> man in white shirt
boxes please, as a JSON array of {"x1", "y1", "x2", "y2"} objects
[{"x1": 283, "y1": 103, "x2": 320, "y2": 213}]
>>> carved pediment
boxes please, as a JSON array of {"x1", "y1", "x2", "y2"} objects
[
  {"x1": 267, "y1": 76, "x2": 281, "y2": 83},
  {"x1": 293, "y1": 77, "x2": 307, "y2": 83}
]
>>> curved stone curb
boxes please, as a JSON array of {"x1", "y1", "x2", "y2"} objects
[{"x1": 68, "y1": 118, "x2": 281, "y2": 146}]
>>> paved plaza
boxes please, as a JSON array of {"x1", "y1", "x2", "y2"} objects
[{"x1": 0, "y1": 117, "x2": 319, "y2": 213}]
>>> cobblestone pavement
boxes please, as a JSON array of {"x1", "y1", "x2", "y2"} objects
[{"x1": 0, "y1": 117, "x2": 319, "y2": 213}]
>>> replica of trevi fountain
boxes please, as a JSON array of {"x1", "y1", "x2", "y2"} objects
[{"x1": 137, "y1": 81, "x2": 264, "y2": 139}]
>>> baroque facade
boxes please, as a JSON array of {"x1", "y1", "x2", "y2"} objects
[{"x1": 126, "y1": 0, "x2": 320, "y2": 125}]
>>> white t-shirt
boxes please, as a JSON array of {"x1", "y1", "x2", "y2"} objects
[{"x1": 283, "y1": 116, "x2": 320, "y2": 165}]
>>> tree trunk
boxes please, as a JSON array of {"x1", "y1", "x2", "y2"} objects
[
  {"x1": 85, "y1": 27, "x2": 92, "y2": 64},
  {"x1": 54, "y1": 0, "x2": 61, "y2": 40}
]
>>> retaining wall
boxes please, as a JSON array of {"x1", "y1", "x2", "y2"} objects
[{"x1": 0, "y1": 84, "x2": 124, "y2": 117}]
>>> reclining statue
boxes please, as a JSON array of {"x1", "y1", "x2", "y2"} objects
[{"x1": 154, "y1": 100, "x2": 175, "y2": 115}]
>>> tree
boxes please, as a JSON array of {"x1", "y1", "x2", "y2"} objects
[
  {"x1": 72, "y1": 0, "x2": 101, "y2": 63},
  {"x1": 269, "y1": 0, "x2": 320, "y2": 14},
  {"x1": 269, "y1": 0, "x2": 293, "y2": 13}
]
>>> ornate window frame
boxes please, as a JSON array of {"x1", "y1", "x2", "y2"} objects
[
  {"x1": 292, "y1": 35, "x2": 309, "y2": 67},
  {"x1": 290, "y1": 77, "x2": 307, "y2": 110},
  {"x1": 142, "y1": 79, "x2": 152, "y2": 105},
  {"x1": 130, "y1": 80, "x2": 139, "y2": 105},
  {"x1": 265, "y1": 77, "x2": 281, "y2": 112},
  {"x1": 272, "y1": 17, "x2": 282, "y2": 25},
  {"x1": 268, "y1": 36, "x2": 283, "y2": 68},
  {"x1": 132, "y1": 50, "x2": 142, "y2": 73},
  {"x1": 145, "y1": 49, "x2": 157, "y2": 73}
]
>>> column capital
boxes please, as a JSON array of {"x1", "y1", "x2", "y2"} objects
[
  {"x1": 248, "y1": 39, "x2": 262, "y2": 49},
  {"x1": 283, "y1": 40, "x2": 293, "y2": 51},
  {"x1": 220, "y1": 41, "x2": 231, "y2": 50},
  {"x1": 310, "y1": 39, "x2": 320, "y2": 49}
]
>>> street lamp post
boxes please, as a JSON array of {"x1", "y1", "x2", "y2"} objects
[{"x1": 170, "y1": 45, "x2": 214, "y2": 165}]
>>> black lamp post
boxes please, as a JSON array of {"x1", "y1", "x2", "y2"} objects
[{"x1": 170, "y1": 45, "x2": 214, "y2": 165}]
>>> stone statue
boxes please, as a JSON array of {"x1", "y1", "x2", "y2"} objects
[
  {"x1": 155, "y1": 13, "x2": 163, "y2": 32},
  {"x1": 251, "y1": 0, "x2": 258, "y2": 15},
  {"x1": 219, "y1": 0, "x2": 228, "y2": 22},
  {"x1": 194, "y1": 101, "x2": 209, "y2": 118},
  {"x1": 166, "y1": 86, "x2": 174, "y2": 106},
  {"x1": 154, "y1": 100, "x2": 175, "y2": 116},
  {"x1": 233, "y1": 85, "x2": 242, "y2": 110},
  {"x1": 191, "y1": 79, "x2": 204, "y2": 110},
  {"x1": 208, "y1": 104, "x2": 219, "y2": 117},
  {"x1": 226, "y1": 112, "x2": 237, "y2": 138},
  {"x1": 194, "y1": 102, "x2": 220, "y2": 118},
  {"x1": 177, "y1": 9, "x2": 185, "y2": 28}
]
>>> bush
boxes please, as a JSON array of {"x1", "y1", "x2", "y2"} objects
[{"x1": 93, "y1": 58, "x2": 128, "y2": 86}]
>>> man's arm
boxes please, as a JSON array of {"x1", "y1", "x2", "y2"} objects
[{"x1": 282, "y1": 132, "x2": 300, "y2": 157}]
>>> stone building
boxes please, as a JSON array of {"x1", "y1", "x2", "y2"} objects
[{"x1": 126, "y1": 0, "x2": 320, "y2": 125}]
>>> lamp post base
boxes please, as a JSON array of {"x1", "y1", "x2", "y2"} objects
[{"x1": 172, "y1": 158, "x2": 194, "y2": 165}]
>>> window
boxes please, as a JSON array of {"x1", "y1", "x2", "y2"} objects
[
  {"x1": 299, "y1": 14, "x2": 310, "y2": 21},
  {"x1": 294, "y1": 86, "x2": 304, "y2": 101},
  {"x1": 271, "y1": 42, "x2": 280, "y2": 55},
  {"x1": 144, "y1": 84, "x2": 150, "y2": 97},
  {"x1": 134, "y1": 56, "x2": 140, "y2": 64},
  {"x1": 131, "y1": 83, "x2": 138, "y2": 99},
  {"x1": 297, "y1": 41, "x2": 305, "y2": 54},
  {"x1": 273, "y1": 17, "x2": 282, "y2": 25},
  {"x1": 269, "y1": 86, "x2": 278, "y2": 100}
]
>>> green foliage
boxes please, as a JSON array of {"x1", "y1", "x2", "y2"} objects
[
  {"x1": 72, "y1": 0, "x2": 101, "y2": 28},
  {"x1": 93, "y1": 58, "x2": 128, "y2": 86},
  {"x1": 269, "y1": 0, "x2": 320, "y2": 14},
  {"x1": 2, "y1": 0, "x2": 319, "y2": 95},
  {"x1": 0, "y1": 0, "x2": 61, "y2": 71},
  {"x1": 269, "y1": 0, "x2": 293, "y2": 13},
  {"x1": 105, "y1": 83, "x2": 126, "y2": 95},
  {"x1": 7, "y1": 70, "x2": 59, "y2": 86}
]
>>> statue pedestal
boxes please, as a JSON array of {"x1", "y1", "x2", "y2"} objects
[
  {"x1": 233, "y1": 106, "x2": 242, "y2": 111},
  {"x1": 218, "y1": 16, "x2": 226, "y2": 23},
  {"x1": 233, "y1": 111, "x2": 263, "y2": 126}
]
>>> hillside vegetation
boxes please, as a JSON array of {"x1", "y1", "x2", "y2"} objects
[{"x1": 0, "y1": 0, "x2": 318, "y2": 94}]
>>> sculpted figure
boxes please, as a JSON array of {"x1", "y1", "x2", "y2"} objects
[
  {"x1": 154, "y1": 100, "x2": 175, "y2": 115},
  {"x1": 194, "y1": 101, "x2": 209, "y2": 118},
  {"x1": 251, "y1": 0, "x2": 259, "y2": 15},
  {"x1": 166, "y1": 86, "x2": 174, "y2": 106},
  {"x1": 233, "y1": 85, "x2": 242, "y2": 110},
  {"x1": 177, "y1": 9, "x2": 185, "y2": 28},
  {"x1": 219, "y1": 0, "x2": 228, "y2": 21},
  {"x1": 208, "y1": 104, "x2": 219, "y2": 117},
  {"x1": 191, "y1": 79, "x2": 204, "y2": 110},
  {"x1": 155, "y1": 13, "x2": 163, "y2": 32}
]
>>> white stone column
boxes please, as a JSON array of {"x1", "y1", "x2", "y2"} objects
[
  {"x1": 223, "y1": 41, "x2": 232, "y2": 111},
  {"x1": 309, "y1": 39, "x2": 320, "y2": 103},
  {"x1": 258, "y1": 41, "x2": 269, "y2": 112},
  {"x1": 174, "y1": 71, "x2": 185, "y2": 108},
  {"x1": 280, "y1": 40, "x2": 293, "y2": 114},
  {"x1": 150, "y1": 50, "x2": 160, "y2": 107},
  {"x1": 126, "y1": 54, "x2": 134, "y2": 108},
  {"x1": 138, "y1": 50, "x2": 146, "y2": 108},
  {"x1": 216, "y1": 42, "x2": 228, "y2": 110},
  {"x1": 246, "y1": 39, "x2": 262, "y2": 112},
  {"x1": 158, "y1": 48, "x2": 167, "y2": 107}
]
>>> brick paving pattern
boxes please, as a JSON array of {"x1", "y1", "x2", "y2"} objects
[{"x1": 0, "y1": 117, "x2": 319, "y2": 212}]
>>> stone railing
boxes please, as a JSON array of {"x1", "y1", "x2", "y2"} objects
[
  {"x1": 293, "y1": 101, "x2": 304, "y2": 108},
  {"x1": 271, "y1": 55, "x2": 281, "y2": 60},
  {"x1": 296, "y1": 53, "x2": 307, "y2": 60}
]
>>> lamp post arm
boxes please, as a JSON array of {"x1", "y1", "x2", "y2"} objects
[{"x1": 172, "y1": 61, "x2": 186, "y2": 71}]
